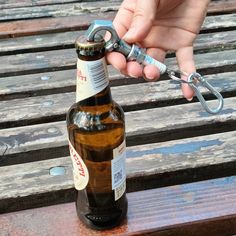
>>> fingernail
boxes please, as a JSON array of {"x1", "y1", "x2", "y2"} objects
[
  {"x1": 123, "y1": 28, "x2": 136, "y2": 41},
  {"x1": 187, "y1": 97, "x2": 193, "y2": 101},
  {"x1": 129, "y1": 73, "x2": 138, "y2": 78}
]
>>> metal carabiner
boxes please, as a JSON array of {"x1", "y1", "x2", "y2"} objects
[{"x1": 187, "y1": 72, "x2": 224, "y2": 114}]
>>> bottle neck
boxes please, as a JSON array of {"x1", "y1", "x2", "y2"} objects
[
  {"x1": 75, "y1": 53, "x2": 110, "y2": 105},
  {"x1": 77, "y1": 85, "x2": 112, "y2": 107}
]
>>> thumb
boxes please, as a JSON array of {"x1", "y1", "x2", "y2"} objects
[{"x1": 123, "y1": 0, "x2": 158, "y2": 43}]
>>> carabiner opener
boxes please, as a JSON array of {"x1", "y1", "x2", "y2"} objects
[
  {"x1": 86, "y1": 20, "x2": 132, "y2": 55},
  {"x1": 86, "y1": 20, "x2": 224, "y2": 115},
  {"x1": 86, "y1": 20, "x2": 167, "y2": 74}
]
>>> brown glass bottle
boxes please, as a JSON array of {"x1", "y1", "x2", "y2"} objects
[{"x1": 66, "y1": 36, "x2": 127, "y2": 230}]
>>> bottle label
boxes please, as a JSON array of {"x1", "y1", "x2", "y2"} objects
[
  {"x1": 68, "y1": 140, "x2": 89, "y2": 190},
  {"x1": 76, "y1": 57, "x2": 109, "y2": 102},
  {"x1": 111, "y1": 140, "x2": 126, "y2": 201}
]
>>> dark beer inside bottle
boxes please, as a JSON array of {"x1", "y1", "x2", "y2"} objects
[{"x1": 67, "y1": 36, "x2": 127, "y2": 229}]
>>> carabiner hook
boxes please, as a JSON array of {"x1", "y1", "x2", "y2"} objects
[{"x1": 187, "y1": 72, "x2": 224, "y2": 114}]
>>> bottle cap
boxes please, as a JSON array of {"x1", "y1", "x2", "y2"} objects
[{"x1": 75, "y1": 35, "x2": 105, "y2": 51}]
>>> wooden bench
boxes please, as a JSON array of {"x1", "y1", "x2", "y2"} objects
[{"x1": 0, "y1": 0, "x2": 236, "y2": 235}]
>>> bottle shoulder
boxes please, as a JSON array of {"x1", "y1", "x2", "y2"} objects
[{"x1": 66, "y1": 101, "x2": 124, "y2": 130}]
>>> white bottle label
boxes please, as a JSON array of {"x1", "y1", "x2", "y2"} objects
[
  {"x1": 68, "y1": 140, "x2": 89, "y2": 190},
  {"x1": 76, "y1": 57, "x2": 109, "y2": 102},
  {"x1": 112, "y1": 140, "x2": 126, "y2": 201}
]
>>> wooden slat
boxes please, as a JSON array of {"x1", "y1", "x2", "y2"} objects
[
  {"x1": 0, "y1": 13, "x2": 113, "y2": 39},
  {"x1": 0, "y1": 71, "x2": 235, "y2": 128},
  {"x1": 0, "y1": 0, "x2": 235, "y2": 20},
  {"x1": 0, "y1": 48, "x2": 236, "y2": 100},
  {"x1": 0, "y1": 176, "x2": 236, "y2": 235},
  {"x1": 0, "y1": 0, "x2": 82, "y2": 9},
  {"x1": 0, "y1": 46, "x2": 236, "y2": 78},
  {"x1": 0, "y1": 70, "x2": 235, "y2": 103},
  {"x1": 0, "y1": 12, "x2": 114, "y2": 39},
  {"x1": 0, "y1": 12, "x2": 235, "y2": 39},
  {"x1": 1, "y1": 28, "x2": 236, "y2": 57},
  {"x1": 0, "y1": 130, "x2": 236, "y2": 213},
  {"x1": 0, "y1": 1, "x2": 118, "y2": 22},
  {"x1": 0, "y1": 30, "x2": 83, "y2": 56},
  {"x1": 1, "y1": 96, "x2": 235, "y2": 165},
  {"x1": 208, "y1": 0, "x2": 236, "y2": 15},
  {"x1": 0, "y1": 0, "x2": 235, "y2": 12}
]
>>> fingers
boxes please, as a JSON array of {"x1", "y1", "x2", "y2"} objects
[
  {"x1": 107, "y1": 47, "x2": 166, "y2": 80},
  {"x1": 106, "y1": 52, "x2": 126, "y2": 71},
  {"x1": 143, "y1": 47, "x2": 166, "y2": 81},
  {"x1": 123, "y1": 0, "x2": 159, "y2": 43},
  {"x1": 176, "y1": 46, "x2": 195, "y2": 100},
  {"x1": 113, "y1": 0, "x2": 136, "y2": 38}
]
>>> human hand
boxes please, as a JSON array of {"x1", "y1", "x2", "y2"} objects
[{"x1": 107, "y1": 0, "x2": 210, "y2": 100}]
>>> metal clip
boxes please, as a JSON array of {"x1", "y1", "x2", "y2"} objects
[{"x1": 187, "y1": 72, "x2": 224, "y2": 114}]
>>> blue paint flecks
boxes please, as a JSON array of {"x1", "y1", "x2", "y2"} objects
[
  {"x1": 126, "y1": 139, "x2": 223, "y2": 158},
  {"x1": 199, "y1": 108, "x2": 235, "y2": 117}
]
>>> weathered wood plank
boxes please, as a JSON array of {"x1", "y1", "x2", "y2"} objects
[
  {"x1": 1, "y1": 28, "x2": 236, "y2": 56},
  {"x1": 203, "y1": 13, "x2": 236, "y2": 32},
  {"x1": 0, "y1": 12, "x2": 235, "y2": 39},
  {"x1": 0, "y1": 175, "x2": 236, "y2": 236},
  {"x1": 0, "y1": 71, "x2": 235, "y2": 128},
  {"x1": 1, "y1": 131, "x2": 236, "y2": 212},
  {"x1": 0, "y1": 30, "x2": 83, "y2": 56},
  {"x1": 1, "y1": 96, "x2": 235, "y2": 165},
  {"x1": 0, "y1": 1, "x2": 118, "y2": 22},
  {"x1": 0, "y1": 0, "x2": 235, "y2": 21},
  {"x1": 0, "y1": 0, "x2": 84, "y2": 9},
  {"x1": 0, "y1": 12, "x2": 115, "y2": 39},
  {"x1": 208, "y1": 0, "x2": 236, "y2": 15},
  {"x1": 0, "y1": 67, "x2": 130, "y2": 100},
  {"x1": 0, "y1": 46, "x2": 236, "y2": 78},
  {"x1": 0, "y1": 70, "x2": 234, "y2": 103}
]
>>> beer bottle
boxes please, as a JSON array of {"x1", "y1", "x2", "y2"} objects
[{"x1": 66, "y1": 35, "x2": 128, "y2": 230}]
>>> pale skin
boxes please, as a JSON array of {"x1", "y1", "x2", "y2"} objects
[{"x1": 107, "y1": 0, "x2": 210, "y2": 100}]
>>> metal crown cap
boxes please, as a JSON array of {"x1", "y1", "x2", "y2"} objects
[{"x1": 75, "y1": 35, "x2": 105, "y2": 51}]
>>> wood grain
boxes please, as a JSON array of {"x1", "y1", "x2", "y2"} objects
[
  {"x1": 1, "y1": 28, "x2": 236, "y2": 57},
  {"x1": 208, "y1": 0, "x2": 236, "y2": 15},
  {"x1": 0, "y1": 0, "x2": 235, "y2": 20},
  {"x1": 0, "y1": 71, "x2": 235, "y2": 128},
  {"x1": 1, "y1": 96, "x2": 235, "y2": 165},
  {"x1": 0, "y1": 46, "x2": 236, "y2": 78},
  {"x1": 0, "y1": 1, "x2": 235, "y2": 235},
  {"x1": 0, "y1": 176, "x2": 236, "y2": 235},
  {"x1": 0, "y1": 1, "x2": 118, "y2": 21},
  {"x1": 0, "y1": 12, "x2": 235, "y2": 39},
  {"x1": 0, "y1": 0, "x2": 83, "y2": 9},
  {"x1": 1, "y1": 130, "x2": 236, "y2": 213}
]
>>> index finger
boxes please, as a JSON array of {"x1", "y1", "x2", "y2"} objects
[
  {"x1": 176, "y1": 46, "x2": 195, "y2": 100},
  {"x1": 112, "y1": 0, "x2": 136, "y2": 38}
]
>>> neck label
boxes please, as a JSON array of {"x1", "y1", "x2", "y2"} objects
[{"x1": 76, "y1": 57, "x2": 109, "y2": 102}]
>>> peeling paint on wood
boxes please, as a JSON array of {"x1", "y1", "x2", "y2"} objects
[{"x1": 0, "y1": 97, "x2": 235, "y2": 161}]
